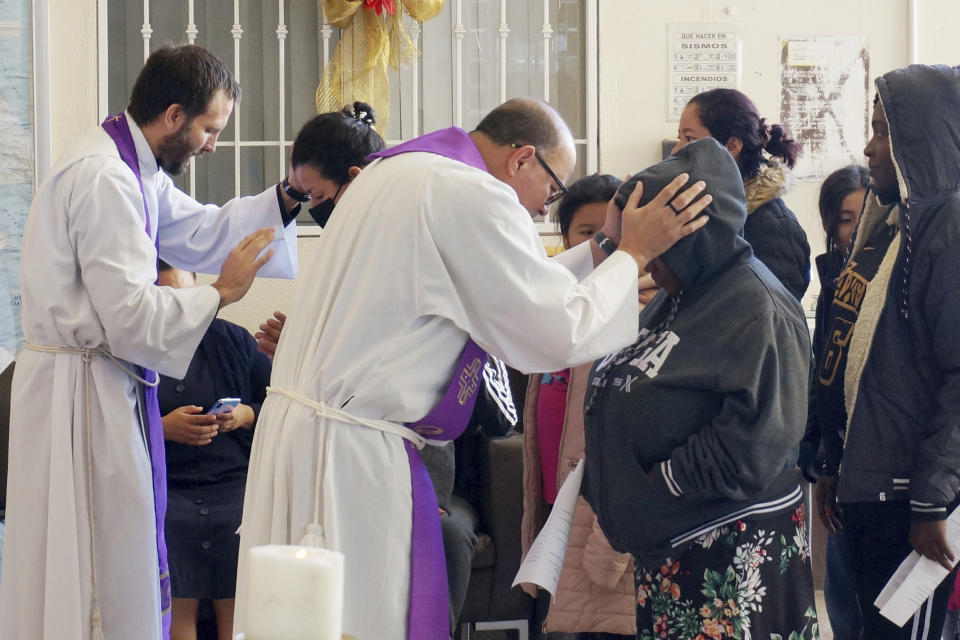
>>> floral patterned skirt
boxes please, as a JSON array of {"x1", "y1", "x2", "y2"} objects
[{"x1": 633, "y1": 502, "x2": 819, "y2": 640}]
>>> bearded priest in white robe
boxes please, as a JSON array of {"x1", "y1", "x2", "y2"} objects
[
  {"x1": 235, "y1": 98, "x2": 711, "y2": 639},
  {"x1": 0, "y1": 45, "x2": 305, "y2": 640}
]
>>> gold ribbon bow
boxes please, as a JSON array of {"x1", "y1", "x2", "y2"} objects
[{"x1": 317, "y1": 0, "x2": 445, "y2": 131}]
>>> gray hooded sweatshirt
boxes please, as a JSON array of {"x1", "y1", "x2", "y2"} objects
[{"x1": 582, "y1": 138, "x2": 811, "y2": 565}]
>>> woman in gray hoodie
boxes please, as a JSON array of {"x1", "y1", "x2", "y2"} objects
[{"x1": 583, "y1": 138, "x2": 815, "y2": 639}]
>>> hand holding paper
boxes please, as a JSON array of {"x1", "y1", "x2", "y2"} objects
[
  {"x1": 876, "y1": 506, "x2": 960, "y2": 627},
  {"x1": 512, "y1": 460, "x2": 584, "y2": 597}
]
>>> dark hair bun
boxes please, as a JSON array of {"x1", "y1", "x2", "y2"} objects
[
  {"x1": 768, "y1": 123, "x2": 784, "y2": 140},
  {"x1": 349, "y1": 101, "x2": 377, "y2": 127},
  {"x1": 764, "y1": 123, "x2": 801, "y2": 169}
]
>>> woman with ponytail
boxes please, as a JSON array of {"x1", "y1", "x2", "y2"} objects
[
  {"x1": 255, "y1": 102, "x2": 385, "y2": 357},
  {"x1": 672, "y1": 89, "x2": 811, "y2": 301},
  {"x1": 285, "y1": 101, "x2": 386, "y2": 228}
]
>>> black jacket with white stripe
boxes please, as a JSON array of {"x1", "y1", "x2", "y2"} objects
[{"x1": 581, "y1": 138, "x2": 811, "y2": 565}]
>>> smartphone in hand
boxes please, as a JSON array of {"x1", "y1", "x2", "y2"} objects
[{"x1": 206, "y1": 397, "x2": 241, "y2": 415}]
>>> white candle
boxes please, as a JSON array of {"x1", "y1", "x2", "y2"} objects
[{"x1": 244, "y1": 545, "x2": 345, "y2": 640}]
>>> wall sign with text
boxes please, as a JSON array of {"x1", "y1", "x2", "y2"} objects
[{"x1": 667, "y1": 23, "x2": 742, "y2": 122}]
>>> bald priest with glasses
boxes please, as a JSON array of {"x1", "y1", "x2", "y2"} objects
[{"x1": 235, "y1": 97, "x2": 714, "y2": 640}]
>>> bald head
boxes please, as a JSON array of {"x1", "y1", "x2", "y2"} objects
[
  {"x1": 470, "y1": 98, "x2": 576, "y2": 216},
  {"x1": 472, "y1": 97, "x2": 574, "y2": 156}
]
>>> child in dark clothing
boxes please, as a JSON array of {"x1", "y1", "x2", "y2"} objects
[{"x1": 798, "y1": 164, "x2": 868, "y2": 640}]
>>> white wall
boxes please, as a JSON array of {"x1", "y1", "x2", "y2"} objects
[
  {"x1": 598, "y1": 0, "x2": 960, "y2": 312},
  {"x1": 47, "y1": 0, "x2": 98, "y2": 161},
  {"x1": 195, "y1": 239, "x2": 322, "y2": 334},
  {"x1": 48, "y1": 0, "x2": 960, "y2": 332}
]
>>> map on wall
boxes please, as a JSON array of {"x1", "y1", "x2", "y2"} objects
[
  {"x1": 778, "y1": 37, "x2": 869, "y2": 180},
  {"x1": 0, "y1": 0, "x2": 33, "y2": 357},
  {"x1": 667, "y1": 23, "x2": 742, "y2": 122}
]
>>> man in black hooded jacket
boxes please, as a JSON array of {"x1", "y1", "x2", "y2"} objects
[{"x1": 817, "y1": 64, "x2": 960, "y2": 640}]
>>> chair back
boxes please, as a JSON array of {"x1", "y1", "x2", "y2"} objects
[{"x1": 0, "y1": 362, "x2": 14, "y2": 517}]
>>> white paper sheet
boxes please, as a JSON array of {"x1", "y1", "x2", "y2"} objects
[
  {"x1": 512, "y1": 460, "x2": 584, "y2": 597},
  {"x1": 875, "y1": 506, "x2": 960, "y2": 626}
]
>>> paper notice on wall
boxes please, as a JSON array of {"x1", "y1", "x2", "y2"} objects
[
  {"x1": 667, "y1": 23, "x2": 742, "y2": 122},
  {"x1": 512, "y1": 460, "x2": 584, "y2": 597},
  {"x1": 778, "y1": 37, "x2": 869, "y2": 180},
  {"x1": 875, "y1": 506, "x2": 960, "y2": 626}
]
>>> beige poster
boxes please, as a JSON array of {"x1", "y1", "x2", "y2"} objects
[{"x1": 778, "y1": 37, "x2": 869, "y2": 180}]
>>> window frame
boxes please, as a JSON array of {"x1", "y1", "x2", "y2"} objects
[{"x1": 97, "y1": 0, "x2": 598, "y2": 239}]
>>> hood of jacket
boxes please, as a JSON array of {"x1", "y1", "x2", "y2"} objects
[
  {"x1": 848, "y1": 65, "x2": 960, "y2": 318},
  {"x1": 877, "y1": 65, "x2": 960, "y2": 208},
  {"x1": 613, "y1": 137, "x2": 751, "y2": 292},
  {"x1": 744, "y1": 158, "x2": 790, "y2": 214}
]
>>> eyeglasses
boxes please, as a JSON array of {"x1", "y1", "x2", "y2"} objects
[{"x1": 512, "y1": 143, "x2": 569, "y2": 206}]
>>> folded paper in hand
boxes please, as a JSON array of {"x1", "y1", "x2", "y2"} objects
[
  {"x1": 512, "y1": 460, "x2": 584, "y2": 597},
  {"x1": 875, "y1": 506, "x2": 960, "y2": 626}
]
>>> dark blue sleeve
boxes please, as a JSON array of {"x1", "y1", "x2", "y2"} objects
[
  {"x1": 246, "y1": 343, "x2": 271, "y2": 427},
  {"x1": 217, "y1": 320, "x2": 272, "y2": 427},
  {"x1": 798, "y1": 290, "x2": 829, "y2": 482}
]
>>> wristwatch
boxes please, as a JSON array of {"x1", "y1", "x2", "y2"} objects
[
  {"x1": 593, "y1": 230, "x2": 618, "y2": 256},
  {"x1": 281, "y1": 177, "x2": 310, "y2": 203}
]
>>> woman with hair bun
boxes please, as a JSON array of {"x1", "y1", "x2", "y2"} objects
[
  {"x1": 285, "y1": 100, "x2": 386, "y2": 227},
  {"x1": 672, "y1": 88, "x2": 811, "y2": 301},
  {"x1": 255, "y1": 102, "x2": 385, "y2": 357}
]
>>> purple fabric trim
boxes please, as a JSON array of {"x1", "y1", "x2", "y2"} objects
[
  {"x1": 101, "y1": 113, "x2": 171, "y2": 639},
  {"x1": 403, "y1": 441, "x2": 446, "y2": 639},
  {"x1": 372, "y1": 129, "x2": 489, "y2": 639},
  {"x1": 405, "y1": 340, "x2": 486, "y2": 639},
  {"x1": 407, "y1": 339, "x2": 487, "y2": 439},
  {"x1": 368, "y1": 127, "x2": 488, "y2": 172}
]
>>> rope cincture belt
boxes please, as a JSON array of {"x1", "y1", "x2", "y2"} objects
[
  {"x1": 24, "y1": 342, "x2": 159, "y2": 640},
  {"x1": 263, "y1": 385, "x2": 433, "y2": 553},
  {"x1": 266, "y1": 385, "x2": 427, "y2": 449},
  {"x1": 266, "y1": 339, "x2": 486, "y2": 639},
  {"x1": 25, "y1": 343, "x2": 160, "y2": 388}
]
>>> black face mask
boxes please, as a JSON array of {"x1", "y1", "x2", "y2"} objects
[
  {"x1": 308, "y1": 198, "x2": 336, "y2": 227},
  {"x1": 307, "y1": 182, "x2": 344, "y2": 228}
]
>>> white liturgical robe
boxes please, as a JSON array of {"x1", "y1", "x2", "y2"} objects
[
  {"x1": 236, "y1": 148, "x2": 640, "y2": 639},
  {"x1": 0, "y1": 114, "x2": 297, "y2": 640}
]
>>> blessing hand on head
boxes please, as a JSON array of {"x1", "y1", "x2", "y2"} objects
[{"x1": 617, "y1": 174, "x2": 711, "y2": 271}]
